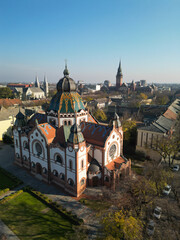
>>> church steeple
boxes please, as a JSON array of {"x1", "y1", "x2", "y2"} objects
[
  {"x1": 43, "y1": 75, "x2": 49, "y2": 97},
  {"x1": 116, "y1": 60, "x2": 123, "y2": 89},
  {"x1": 35, "y1": 76, "x2": 40, "y2": 88},
  {"x1": 63, "y1": 60, "x2": 69, "y2": 76}
]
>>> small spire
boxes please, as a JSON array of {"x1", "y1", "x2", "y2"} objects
[{"x1": 63, "y1": 59, "x2": 69, "y2": 76}]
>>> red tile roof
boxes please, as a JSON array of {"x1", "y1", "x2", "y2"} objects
[
  {"x1": 80, "y1": 122, "x2": 112, "y2": 147},
  {"x1": 163, "y1": 109, "x2": 177, "y2": 120},
  {"x1": 38, "y1": 123, "x2": 56, "y2": 143},
  {"x1": 0, "y1": 98, "x2": 22, "y2": 107},
  {"x1": 106, "y1": 156, "x2": 125, "y2": 171}
]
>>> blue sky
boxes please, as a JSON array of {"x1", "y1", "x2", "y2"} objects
[{"x1": 0, "y1": 0, "x2": 180, "y2": 84}]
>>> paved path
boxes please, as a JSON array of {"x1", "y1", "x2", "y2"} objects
[
  {"x1": 0, "y1": 144, "x2": 103, "y2": 239},
  {"x1": 0, "y1": 220, "x2": 20, "y2": 240}
]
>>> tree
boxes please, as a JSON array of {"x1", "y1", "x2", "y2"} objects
[
  {"x1": 93, "y1": 108, "x2": 107, "y2": 122},
  {"x1": 0, "y1": 87, "x2": 13, "y2": 99},
  {"x1": 103, "y1": 209, "x2": 143, "y2": 240},
  {"x1": 139, "y1": 93, "x2": 148, "y2": 100}
]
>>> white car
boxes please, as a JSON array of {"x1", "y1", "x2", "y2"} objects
[
  {"x1": 172, "y1": 165, "x2": 179, "y2": 172},
  {"x1": 163, "y1": 185, "x2": 171, "y2": 195},
  {"x1": 147, "y1": 220, "x2": 155, "y2": 235},
  {"x1": 153, "y1": 206, "x2": 162, "y2": 219}
]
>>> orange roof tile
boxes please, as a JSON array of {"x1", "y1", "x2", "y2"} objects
[
  {"x1": 87, "y1": 112, "x2": 98, "y2": 124},
  {"x1": 106, "y1": 156, "x2": 125, "y2": 171},
  {"x1": 163, "y1": 109, "x2": 177, "y2": 120},
  {"x1": 0, "y1": 98, "x2": 22, "y2": 107},
  {"x1": 38, "y1": 123, "x2": 56, "y2": 143},
  {"x1": 81, "y1": 122, "x2": 112, "y2": 147}
]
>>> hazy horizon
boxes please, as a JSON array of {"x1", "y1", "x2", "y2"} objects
[{"x1": 0, "y1": 0, "x2": 180, "y2": 84}]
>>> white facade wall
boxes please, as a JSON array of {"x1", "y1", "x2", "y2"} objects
[
  {"x1": 31, "y1": 155, "x2": 48, "y2": 169},
  {"x1": 51, "y1": 162, "x2": 65, "y2": 175},
  {"x1": 21, "y1": 136, "x2": 29, "y2": 160},
  {"x1": 104, "y1": 130, "x2": 120, "y2": 165},
  {"x1": 67, "y1": 170, "x2": 75, "y2": 183},
  {"x1": 29, "y1": 129, "x2": 47, "y2": 160},
  {"x1": 50, "y1": 147, "x2": 65, "y2": 161},
  {"x1": 13, "y1": 129, "x2": 21, "y2": 157},
  {"x1": 77, "y1": 147, "x2": 87, "y2": 182}
]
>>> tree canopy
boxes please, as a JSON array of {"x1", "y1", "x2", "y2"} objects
[{"x1": 0, "y1": 87, "x2": 13, "y2": 99}]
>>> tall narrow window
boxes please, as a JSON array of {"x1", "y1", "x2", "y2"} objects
[
  {"x1": 69, "y1": 160, "x2": 72, "y2": 170},
  {"x1": 81, "y1": 160, "x2": 84, "y2": 169}
]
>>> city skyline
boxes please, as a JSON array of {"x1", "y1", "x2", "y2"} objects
[{"x1": 0, "y1": 0, "x2": 180, "y2": 84}]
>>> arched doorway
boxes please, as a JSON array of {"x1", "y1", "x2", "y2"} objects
[
  {"x1": 92, "y1": 176, "x2": 99, "y2": 187},
  {"x1": 36, "y1": 163, "x2": 42, "y2": 175}
]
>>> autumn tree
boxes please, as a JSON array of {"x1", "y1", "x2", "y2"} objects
[
  {"x1": 0, "y1": 87, "x2": 13, "y2": 99},
  {"x1": 103, "y1": 209, "x2": 143, "y2": 240},
  {"x1": 93, "y1": 108, "x2": 107, "y2": 122}
]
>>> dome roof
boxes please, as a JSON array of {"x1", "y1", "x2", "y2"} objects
[
  {"x1": 68, "y1": 123, "x2": 84, "y2": 144},
  {"x1": 57, "y1": 65, "x2": 77, "y2": 93},
  {"x1": 48, "y1": 66, "x2": 85, "y2": 113},
  {"x1": 15, "y1": 110, "x2": 26, "y2": 127},
  {"x1": 88, "y1": 158, "x2": 101, "y2": 173},
  {"x1": 49, "y1": 91, "x2": 85, "y2": 113}
]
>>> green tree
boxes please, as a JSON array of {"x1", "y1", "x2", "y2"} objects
[
  {"x1": 0, "y1": 87, "x2": 13, "y2": 98},
  {"x1": 93, "y1": 108, "x2": 107, "y2": 122},
  {"x1": 103, "y1": 210, "x2": 143, "y2": 240}
]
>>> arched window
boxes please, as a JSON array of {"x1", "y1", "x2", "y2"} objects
[
  {"x1": 64, "y1": 121, "x2": 67, "y2": 125},
  {"x1": 23, "y1": 155, "x2": 27, "y2": 161},
  {"x1": 80, "y1": 179, "x2": 85, "y2": 186},
  {"x1": 55, "y1": 154, "x2": 63, "y2": 165},
  {"x1": 23, "y1": 141, "x2": 28, "y2": 149},
  {"x1": 60, "y1": 173, "x2": 65, "y2": 180},
  {"x1": 68, "y1": 178, "x2": 74, "y2": 186},
  {"x1": 43, "y1": 168, "x2": 47, "y2": 174},
  {"x1": 69, "y1": 160, "x2": 72, "y2": 170},
  {"x1": 81, "y1": 160, "x2": 84, "y2": 169},
  {"x1": 16, "y1": 153, "x2": 20, "y2": 158},
  {"x1": 35, "y1": 142, "x2": 42, "y2": 156},
  {"x1": 104, "y1": 176, "x2": 109, "y2": 182},
  {"x1": 53, "y1": 170, "x2": 58, "y2": 177},
  {"x1": 68, "y1": 120, "x2": 71, "y2": 125},
  {"x1": 31, "y1": 162, "x2": 35, "y2": 168}
]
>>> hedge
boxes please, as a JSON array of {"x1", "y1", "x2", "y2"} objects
[
  {"x1": 0, "y1": 167, "x2": 23, "y2": 188},
  {"x1": 0, "y1": 190, "x2": 23, "y2": 204},
  {"x1": 23, "y1": 186, "x2": 83, "y2": 225},
  {"x1": 0, "y1": 188, "x2": 10, "y2": 196}
]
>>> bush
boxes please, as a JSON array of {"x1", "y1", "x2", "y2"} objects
[
  {"x1": 0, "y1": 188, "x2": 10, "y2": 196},
  {"x1": 2, "y1": 134, "x2": 13, "y2": 144},
  {"x1": 0, "y1": 190, "x2": 23, "y2": 204}
]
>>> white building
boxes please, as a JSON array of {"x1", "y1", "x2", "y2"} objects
[{"x1": 13, "y1": 65, "x2": 131, "y2": 197}]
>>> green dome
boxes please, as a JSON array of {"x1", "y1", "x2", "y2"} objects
[
  {"x1": 48, "y1": 66, "x2": 85, "y2": 113},
  {"x1": 68, "y1": 123, "x2": 84, "y2": 144},
  {"x1": 49, "y1": 91, "x2": 85, "y2": 113}
]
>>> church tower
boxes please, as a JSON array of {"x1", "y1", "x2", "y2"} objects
[
  {"x1": 35, "y1": 76, "x2": 40, "y2": 88},
  {"x1": 43, "y1": 75, "x2": 49, "y2": 97},
  {"x1": 116, "y1": 61, "x2": 123, "y2": 89}
]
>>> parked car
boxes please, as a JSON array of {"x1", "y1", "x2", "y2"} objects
[
  {"x1": 153, "y1": 206, "x2": 162, "y2": 219},
  {"x1": 172, "y1": 165, "x2": 179, "y2": 172},
  {"x1": 163, "y1": 185, "x2": 171, "y2": 195},
  {"x1": 147, "y1": 220, "x2": 155, "y2": 235}
]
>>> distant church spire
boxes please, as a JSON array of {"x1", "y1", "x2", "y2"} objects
[
  {"x1": 43, "y1": 75, "x2": 49, "y2": 98},
  {"x1": 116, "y1": 60, "x2": 123, "y2": 89},
  {"x1": 35, "y1": 75, "x2": 40, "y2": 88}
]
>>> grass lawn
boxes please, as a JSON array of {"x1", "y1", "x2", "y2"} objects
[
  {"x1": 0, "y1": 169, "x2": 18, "y2": 190},
  {"x1": 0, "y1": 192, "x2": 73, "y2": 240},
  {"x1": 79, "y1": 198, "x2": 111, "y2": 213}
]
